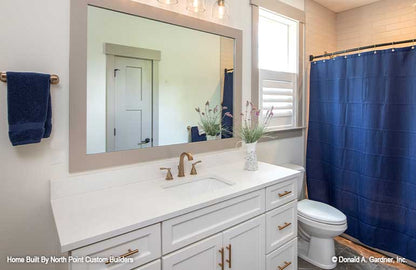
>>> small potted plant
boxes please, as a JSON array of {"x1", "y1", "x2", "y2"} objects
[
  {"x1": 195, "y1": 101, "x2": 231, "y2": 140},
  {"x1": 239, "y1": 101, "x2": 274, "y2": 171}
]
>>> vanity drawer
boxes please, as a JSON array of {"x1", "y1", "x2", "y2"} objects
[
  {"x1": 266, "y1": 237, "x2": 297, "y2": 270},
  {"x1": 266, "y1": 177, "x2": 297, "y2": 211},
  {"x1": 266, "y1": 200, "x2": 297, "y2": 253},
  {"x1": 162, "y1": 189, "x2": 265, "y2": 254},
  {"x1": 134, "y1": 259, "x2": 161, "y2": 270},
  {"x1": 71, "y1": 224, "x2": 161, "y2": 270}
]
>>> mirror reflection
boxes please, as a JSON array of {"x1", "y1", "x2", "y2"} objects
[{"x1": 86, "y1": 6, "x2": 235, "y2": 154}]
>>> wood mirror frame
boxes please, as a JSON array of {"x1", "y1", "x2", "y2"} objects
[{"x1": 69, "y1": 0, "x2": 243, "y2": 172}]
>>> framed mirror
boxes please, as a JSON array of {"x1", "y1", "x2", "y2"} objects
[{"x1": 70, "y1": 0, "x2": 242, "y2": 172}]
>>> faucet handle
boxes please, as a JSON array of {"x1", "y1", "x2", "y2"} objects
[
  {"x1": 190, "y1": 161, "x2": 202, "y2": 175},
  {"x1": 160, "y1": 168, "x2": 174, "y2": 181}
]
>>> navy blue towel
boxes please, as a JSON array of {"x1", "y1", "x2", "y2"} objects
[
  {"x1": 191, "y1": 126, "x2": 206, "y2": 142},
  {"x1": 7, "y1": 72, "x2": 52, "y2": 146}
]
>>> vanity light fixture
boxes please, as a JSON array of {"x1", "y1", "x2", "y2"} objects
[
  {"x1": 212, "y1": 0, "x2": 229, "y2": 20},
  {"x1": 186, "y1": 0, "x2": 206, "y2": 13},
  {"x1": 157, "y1": 0, "x2": 179, "y2": 5}
]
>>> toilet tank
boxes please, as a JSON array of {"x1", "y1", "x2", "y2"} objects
[{"x1": 280, "y1": 163, "x2": 306, "y2": 200}]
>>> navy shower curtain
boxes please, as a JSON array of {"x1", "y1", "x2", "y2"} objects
[
  {"x1": 222, "y1": 70, "x2": 233, "y2": 138},
  {"x1": 307, "y1": 46, "x2": 416, "y2": 261}
]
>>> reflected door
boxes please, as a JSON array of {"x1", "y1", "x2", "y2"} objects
[{"x1": 110, "y1": 57, "x2": 152, "y2": 151}]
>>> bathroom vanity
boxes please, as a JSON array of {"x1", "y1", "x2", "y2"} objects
[
  {"x1": 61, "y1": 1, "x2": 302, "y2": 269},
  {"x1": 51, "y1": 155, "x2": 300, "y2": 270}
]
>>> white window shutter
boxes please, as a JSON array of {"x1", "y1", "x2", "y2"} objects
[{"x1": 259, "y1": 69, "x2": 296, "y2": 130}]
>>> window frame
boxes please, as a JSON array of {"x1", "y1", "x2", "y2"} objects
[{"x1": 251, "y1": 0, "x2": 306, "y2": 134}]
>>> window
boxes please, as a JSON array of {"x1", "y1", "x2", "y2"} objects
[
  {"x1": 252, "y1": 2, "x2": 304, "y2": 131},
  {"x1": 259, "y1": 9, "x2": 298, "y2": 73}
]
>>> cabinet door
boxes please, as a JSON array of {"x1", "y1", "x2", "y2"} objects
[
  {"x1": 222, "y1": 215, "x2": 265, "y2": 270},
  {"x1": 266, "y1": 200, "x2": 297, "y2": 253},
  {"x1": 162, "y1": 234, "x2": 223, "y2": 270},
  {"x1": 266, "y1": 238, "x2": 297, "y2": 270},
  {"x1": 71, "y1": 224, "x2": 161, "y2": 270},
  {"x1": 134, "y1": 260, "x2": 161, "y2": 270}
]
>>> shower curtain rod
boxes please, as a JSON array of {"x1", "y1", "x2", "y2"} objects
[{"x1": 309, "y1": 38, "x2": 416, "y2": 61}]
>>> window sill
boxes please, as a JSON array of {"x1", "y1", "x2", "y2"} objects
[
  {"x1": 266, "y1": 126, "x2": 307, "y2": 133},
  {"x1": 259, "y1": 126, "x2": 307, "y2": 142}
]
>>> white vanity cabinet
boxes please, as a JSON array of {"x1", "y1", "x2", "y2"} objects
[
  {"x1": 161, "y1": 190, "x2": 265, "y2": 254},
  {"x1": 222, "y1": 215, "x2": 266, "y2": 270},
  {"x1": 67, "y1": 175, "x2": 299, "y2": 270},
  {"x1": 135, "y1": 260, "x2": 161, "y2": 270},
  {"x1": 163, "y1": 215, "x2": 265, "y2": 270},
  {"x1": 162, "y1": 234, "x2": 223, "y2": 270},
  {"x1": 70, "y1": 224, "x2": 161, "y2": 270}
]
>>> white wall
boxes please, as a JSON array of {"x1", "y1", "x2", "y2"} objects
[
  {"x1": 0, "y1": 0, "x2": 304, "y2": 269},
  {"x1": 0, "y1": 1, "x2": 69, "y2": 270},
  {"x1": 87, "y1": 7, "x2": 222, "y2": 153}
]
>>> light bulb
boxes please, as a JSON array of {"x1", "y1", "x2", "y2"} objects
[
  {"x1": 186, "y1": 0, "x2": 206, "y2": 13},
  {"x1": 218, "y1": 6, "x2": 225, "y2": 18},
  {"x1": 212, "y1": 0, "x2": 229, "y2": 20},
  {"x1": 157, "y1": 0, "x2": 178, "y2": 4}
]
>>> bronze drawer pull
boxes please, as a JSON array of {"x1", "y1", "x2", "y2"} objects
[
  {"x1": 105, "y1": 248, "x2": 139, "y2": 265},
  {"x1": 219, "y1": 247, "x2": 225, "y2": 270},
  {"x1": 278, "y1": 222, "x2": 292, "y2": 231},
  {"x1": 278, "y1": 261, "x2": 292, "y2": 270},
  {"x1": 226, "y1": 244, "x2": 232, "y2": 268},
  {"x1": 278, "y1": 190, "x2": 292, "y2": 198}
]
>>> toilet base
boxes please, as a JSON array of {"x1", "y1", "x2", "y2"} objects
[{"x1": 298, "y1": 237, "x2": 337, "y2": 269}]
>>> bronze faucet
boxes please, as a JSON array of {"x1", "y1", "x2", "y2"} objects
[{"x1": 178, "y1": 152, "x2": 194, "y2": 177}]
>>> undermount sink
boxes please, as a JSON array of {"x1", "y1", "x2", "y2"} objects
[{"x1": 161, "y1": 176, "x2": 234, "y2": 193}]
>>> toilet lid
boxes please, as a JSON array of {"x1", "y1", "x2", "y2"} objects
[{"x1": 298, "y1": 199, "x2": 346, "y2": 225}]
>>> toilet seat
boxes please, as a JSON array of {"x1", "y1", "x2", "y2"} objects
[{"x1": 298, "y1": 199, "x2": 346, "y2": 225}]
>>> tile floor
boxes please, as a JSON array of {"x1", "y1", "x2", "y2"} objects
[{"x1": 298, "y1": 237, "x2": 416, "y2": 270}]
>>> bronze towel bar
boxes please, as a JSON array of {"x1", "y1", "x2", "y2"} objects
[{"x1": 0, "y1": 72, "x2": 60, "y2": 85}]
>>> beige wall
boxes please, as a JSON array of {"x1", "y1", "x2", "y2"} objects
[
  {"x1": 305, "y1": 0, "x2": 337, "y2": 58},
  {"x1": 304, "y1": 0, "x2": 337, "y2": 151},
  {"x1": 337, "y1": 0, "x2": 416, "y2": 51}
]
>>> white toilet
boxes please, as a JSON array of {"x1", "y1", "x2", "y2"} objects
[{"x1": 282, "y1": 164, "x2": 348, "y2": 269}]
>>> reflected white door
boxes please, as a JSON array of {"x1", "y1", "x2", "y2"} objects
[{"x1": 112, "y1": 56, "x2": 152, "y2": 151}]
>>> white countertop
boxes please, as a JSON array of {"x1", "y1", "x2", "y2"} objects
[{"x1": 51, "y1": 161, "x2": 300, "y2": 252}]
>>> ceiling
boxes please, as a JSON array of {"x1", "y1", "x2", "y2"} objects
[{"x1": 313, "y1": 0, "x2": 381, "y2": 12}]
